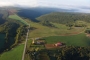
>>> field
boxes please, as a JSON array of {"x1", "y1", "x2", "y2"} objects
[
  {"x1": 25, "y1": 19, "x2": 90, "y2": 47},
  {"x1": 0, "y1": 44, "x2": 24, "y2": 60},
  {"x1": 25, "y1": 19, "x2": 85, "y2": 38},
  {"x1": 0, "y1": 34, "x2": 6, "y2": 50},
  {"x1": 44, "y1": 33, "x2": 90, "y2": 47},
  {"x1": 9, "y1": 14, "x2": 28, "y2": 25}
]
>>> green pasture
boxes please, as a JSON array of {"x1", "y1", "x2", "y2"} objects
[
  {"x1": 0, "y1": 44, "x2": 24, "y2": 60},
  {"x1": 9, "y1": 14, "x2": 28, "y2": 25},
  {"x1": 44, "y1": 33, "x2": 90, "y2": 47}
]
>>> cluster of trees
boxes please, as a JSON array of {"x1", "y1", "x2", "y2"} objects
[
  {"x1": 40, "y1": 20, "x2": 55, "y2": 27},
  {"x1": 27, "y1": 46, "x2": 90, "y2": 60},
  {"x1": 66, "y1": 21, "x2": 86, "y2": 30},
  {"x1": 36, "y1": 12, "x2": 90, "y2": 24}
]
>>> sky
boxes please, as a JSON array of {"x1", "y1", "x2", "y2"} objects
[{"x1": 0, "y1": 0, "x2": 90, "y2": 13}]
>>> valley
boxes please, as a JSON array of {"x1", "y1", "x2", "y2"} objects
[{"x1": 0, "y1": 0, "x2": 90, "y2": 60}]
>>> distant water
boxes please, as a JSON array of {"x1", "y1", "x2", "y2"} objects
[{"x1": 0, "y1": 33, "x2": 6, "y2": 50}]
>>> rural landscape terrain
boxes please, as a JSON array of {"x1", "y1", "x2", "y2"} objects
[{"x1": 0, "y1": 5, "x2": 90, "y2": 60}]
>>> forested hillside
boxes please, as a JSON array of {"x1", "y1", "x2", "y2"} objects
[
  {"x1": 0, "y1": 9, "x2": 28, "y2": 53},
  {"x1": 36, "y1": 12, "x2": 90, "y2": 24}
]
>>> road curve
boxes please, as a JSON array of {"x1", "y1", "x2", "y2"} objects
[{"x1": 22, "y1": 24, "x2": 30, "y2": 60}]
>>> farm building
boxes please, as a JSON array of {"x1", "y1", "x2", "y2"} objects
[
  {"x1": 55, "y1": 42, "x2": 63, "y2": 46},
  {"x1": 32, "y1": 38, "x2": 45, "y2": 45}
]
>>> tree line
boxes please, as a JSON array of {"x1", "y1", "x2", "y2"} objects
[{"x1": 27, "y1": 46, "x2": 90, "y2": 60}]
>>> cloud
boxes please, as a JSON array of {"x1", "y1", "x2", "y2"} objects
[
  {"x1": 0, "y1": 2, "x2": 14, "y2": 6},
  {"x1": 0, "y1": 0, "x2": 90, "y2": 13},
  {"x1": 0, "y1": 0, "x2": 38, "y2": 7},
  {"x1": 0, "y1": 0, "x2": 89, "y2": 8}
]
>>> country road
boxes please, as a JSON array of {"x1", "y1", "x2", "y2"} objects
[{"x1": 22, "y1": 24, "x2": 30, "y2": 60}]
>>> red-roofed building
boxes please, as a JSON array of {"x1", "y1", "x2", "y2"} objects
[{"x1": 55, "y1": 42, "x2": 63, "y2": 46}]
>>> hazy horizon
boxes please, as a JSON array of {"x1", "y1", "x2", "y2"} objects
[{"x1": 0, "y1": 0, "x2": 90, "y2": 13}]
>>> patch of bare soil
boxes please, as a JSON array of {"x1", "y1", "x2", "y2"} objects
[
  {"x1": 86, "y1": 33, "x2": 90, "y2": 37},
  {"x1": 45, "y1": 44, "x2": 64, "y2": 49}
]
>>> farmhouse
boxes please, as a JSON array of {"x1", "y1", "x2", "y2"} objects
[{"x1": 55, "y1": 42, "x2": 63, "y2": 47}]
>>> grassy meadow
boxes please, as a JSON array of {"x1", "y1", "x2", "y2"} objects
[
  {"x1": 25, "y1": 19, "x2": 85, "y2": 38},
  {"x1": 44, "y1": 33, "x2": 90, "y2": 47},
  {"x1": 0, "y1": 44, "x2": 24, "y2": 60},
  {"x1": 9, "y1": 14, "x2": 28, "y2": 25},
  {"x1": 0, "y1": 34, "x2": 6, "y2": 50}
]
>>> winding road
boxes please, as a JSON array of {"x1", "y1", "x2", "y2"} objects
[{"x1": 22, "y1": 24, "x2": 30, "y2": 60}]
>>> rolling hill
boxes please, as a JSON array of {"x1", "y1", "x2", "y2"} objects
[{"x1": 36, "y1": 12, "x2": 90, "y2": 24}]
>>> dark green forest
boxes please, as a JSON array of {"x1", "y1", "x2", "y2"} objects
[{"x1": 27, "y1": 46, "x2": 90, "y2": 60}]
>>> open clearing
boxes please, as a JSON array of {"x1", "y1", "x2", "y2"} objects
[
  {"x1": 0, "y1": 44, "x2": 24, "y2": 60},
  {"x1": 9, "y1": 14, "x2": 28, "y2": 25},
  {"x1": 25, "y1": 19, "x2": 85, "y2": 38}
]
